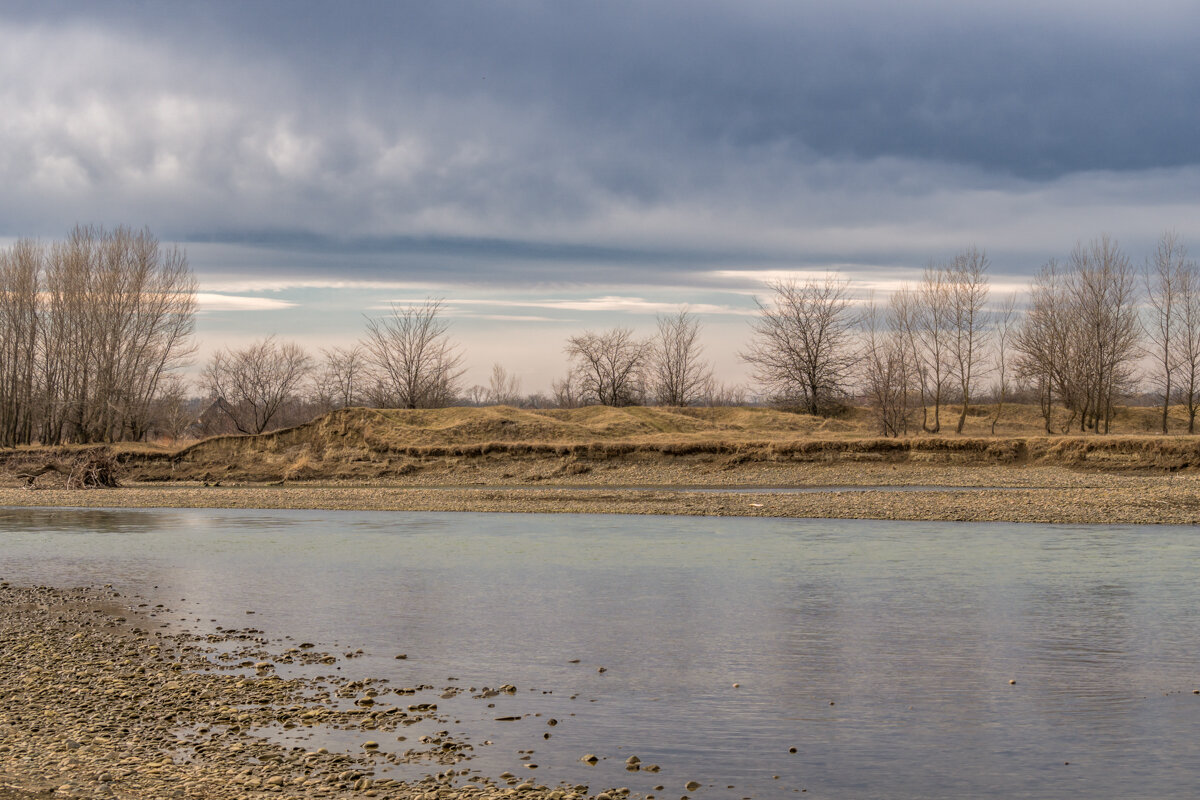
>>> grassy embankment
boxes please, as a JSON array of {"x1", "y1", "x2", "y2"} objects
[
  {"x1": 2, "y1": 403, "x2": 1200, "y2": 485},
  {"x1": 1, "y1": 404, "x2": 1198, "y2": 524}
]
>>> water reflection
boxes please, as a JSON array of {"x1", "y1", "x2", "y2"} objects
[{"x1": 1, "y1": 508, "x2": 1199, "y2": 798}]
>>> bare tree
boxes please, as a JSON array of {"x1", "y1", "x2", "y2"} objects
[
  {"x1": 312, "y1": 345, "x2": 367, "y2": 411},
  {"x1": 742, "y1": 276, "x2": 857, "y2": 414},
  {"x1": 0, "y1": 239, "x2": 41, "y2": 446},
  {"x1": 523, "y1": 391, "x2": 550, "y2": 409},
  {"x1": 861, "y1": 297, "x2": 913, "y2": 436},
  {"x1": 908, "y1": 263, "x2": 955, "y2": 432},
  {"x1": 1175, "y1": 264, "x2": 1200, "y2": 432},
  {"x1": 37, "y1": 236, "x2": 89, "y2": 444},
  {"x1": 565, "y1": 328, "x2": 650, "y2": 407},
  {"x1": 1144, "y1": 231, "x2": 1188, "y2": 433},
  {"x1": 702, "y1": 381, "x2": 748, "y2": 407},
  {"x1": 947, "y1": 247, "x2": 991, "y2": 432},
  {"x1": 1071, "y1": 236, "x2": 1141, "y2": 432},
  {"x1": 486, "y1": 363, "x2": 523, "y2": 406},
  {"x1": 145, "y1": 373, "x2": 196, "y2": 441},
  {"x1": 990, "y1": 293, "x2": 1018, "y2": 435},
  {"x1": 362, "y1": 299, "x2": 466, "y2": 409},
  {"x1": 649, "y1": 307, "x2": 713, "y2": 406},
  {"x1": 72, "y1": 227, "x2": 197, "y2": 442},
  {"x1": 891, "y1": 274, "x2": 952, "y2": 433},
  {"x1": 889, "y1": 286, "x2": 926, "y2": 429},
  {"x1": 202, "y1": 336, "x2": 313, "y2": 434},
  {"x1": 0, "y1": 226, "x2": 197, "y2": 445},
  {"x1": 551, "y1": 372, "x2": 583, "y2": 409},
  {"x1": 1014, "y1": 259, "x2": 1069, "y2": 433},
  {"x1": 1014, "y1": 238, "x2": 1141, "y2": 433}
]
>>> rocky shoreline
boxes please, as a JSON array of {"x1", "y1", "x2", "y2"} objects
[
  {"x1": 0, "y1": 583, "x2": 646, "y2": 800},
  {"x1": 2, "y1": 465, "x2": 1195, "y2": 799}
]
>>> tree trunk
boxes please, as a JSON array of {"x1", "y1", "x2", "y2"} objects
[{"x1": 1162, "y1": 375, "x2": 1171, "y2": 434}]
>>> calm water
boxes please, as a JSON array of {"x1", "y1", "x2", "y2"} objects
[{"x1": 2, "y1": 507, "x2": 1199, "y2": 798}]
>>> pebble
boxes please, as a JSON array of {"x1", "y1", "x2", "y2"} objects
[
  {"x1": 0, "y1": 583, "x2": 633, "y2": 800},
  {"x1": 0, "y1": 454, "x2": 1193, "y2": 525}
]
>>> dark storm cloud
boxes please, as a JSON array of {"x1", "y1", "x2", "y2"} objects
[
  {"x1": 2, "y1": 0, "x2": 1199, "y2": 287},
  {"x1": 104, "y1": 0, "x2": 1199, "y2": 177}
]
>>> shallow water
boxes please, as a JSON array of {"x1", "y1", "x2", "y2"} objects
[{"x1": 2, "y1": 507, "x2": 1199, "y2": 798}]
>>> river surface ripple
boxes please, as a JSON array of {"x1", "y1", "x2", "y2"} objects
[{"x1": 1, "y1": 508, "x2": 1197, "y2": 799}]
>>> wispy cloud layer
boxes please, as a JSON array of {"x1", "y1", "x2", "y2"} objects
[
  {"x1": 195, "y1": 293, "x2": 298, "y2": 312},
  {"x1": 386, "y1": 297, "x2": 755, "y2": 317}
]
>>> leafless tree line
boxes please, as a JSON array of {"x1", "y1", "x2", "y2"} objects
[
  {"x1": 552, "y1": 308, "x2": 734, "y2": 408},
  {"x1": 1013, "y1": 237, "x2": 1143, "y2": 434},
  {"x1": 763, "y1": 234, "x2": 1200, "y2": 437},
  {"x1": 147, "y1": 231, "x2": 1200, "y2": 440},
  {"x1": 202, "y1": 299, "x2": 468, "y2": 434},
  {"x1": 199, "y1": 301, "x2": 735, "y2": 435},
  {"x1": 867, "y1": 249, "x2": 993, "y2": 435},
  {"x1": 859, "y1": 239, "x2": 1150, "y2": 436},
  {"x1": 1141, "y1": 232, "x2": 1200, "y2": 432},
  {"x1": 11, "y1": 225, "x2": 1200, "y2": 443},
  {"x1": 0, "y1": 227, "x2": 196, "y2": 445},
  {"x1": 771, "y1": 253, "x2": 992, "y2": 435},
  {"x1": 198, "y1": 229, "x2": 1200, "y2": 439}
]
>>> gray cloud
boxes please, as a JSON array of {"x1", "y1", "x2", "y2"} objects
[{"x1": 2, "y1": 1, "x2": 1199, "y2": 289}]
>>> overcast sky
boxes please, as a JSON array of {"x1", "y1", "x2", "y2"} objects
[{"x1": 3, "y1": 1, "x2": 1199, "y2": 391}]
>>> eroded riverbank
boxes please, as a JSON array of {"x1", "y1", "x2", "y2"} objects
[{"x1": 0, "y1": 583, "x2": 639, "y2": 800}]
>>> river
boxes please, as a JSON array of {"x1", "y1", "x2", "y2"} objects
[{"x1": 1, "y1": 507, "x2": 1197, "y2": 798}]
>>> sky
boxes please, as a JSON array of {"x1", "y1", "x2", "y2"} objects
[{"x1": 3, "y1": 0, "x2": 1200, "y2": 393}]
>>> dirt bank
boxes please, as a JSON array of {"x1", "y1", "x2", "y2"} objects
[
  {"x1": 1, "y1": 406, "x2": 1198, "y2": 523},
  {"x1": 7, "y1": 406, "x2": 1200, "y2": 488}
]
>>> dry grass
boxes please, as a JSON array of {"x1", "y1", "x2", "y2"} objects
[{"x1": 4, "y1": 403, "x2": 1200, "y2": 486}]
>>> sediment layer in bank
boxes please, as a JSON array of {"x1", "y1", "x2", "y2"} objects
[{"x1": 7, "y1": 406, "x2": 1200, "y2": 490}]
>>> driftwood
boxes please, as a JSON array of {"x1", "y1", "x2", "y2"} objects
[{"x1": 20, "y1": 451, "x2": 121, "y2": 489}]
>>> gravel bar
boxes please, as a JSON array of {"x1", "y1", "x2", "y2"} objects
[
  {"x1": 0, "y1": 583, "x2": 637, "y2": 800},
  {"x1": 0, "y1": 462, "x2": 1197, "y2": 525}
]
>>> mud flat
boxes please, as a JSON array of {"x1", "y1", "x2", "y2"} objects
[{"x1": 0, "y1": 582, "x2": 640, "y2": 800}]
